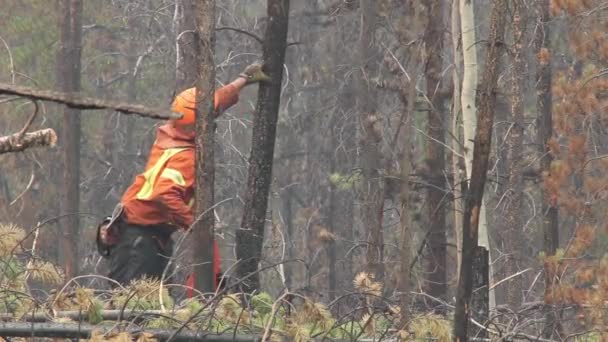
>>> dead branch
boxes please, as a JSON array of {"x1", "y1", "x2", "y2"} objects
[
  {"x1": 216, "y1": 26, "x2": 263, "y2": 44},
  {"x1": 0, "y1": 322, "x2": 261, "y2": 342},
  {"x1": 0, "y1": 83, "x2": 181, "y2": 120},
  {"x1": 0, "y1": 128, "x2": 57, "y2": 154},
  {"x1": 14, "y1": 100, "x2": 39, "y2": 143}
]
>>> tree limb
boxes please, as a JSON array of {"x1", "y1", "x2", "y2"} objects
[
  {"x1": 216, "y1": 26, "x2": 263, "y2": 44},
  {"x1": 14, "y1": 100, "x2": 38, "y2": 143},
  {"x1": 0, "y1": 83, "x2": 181, "y2": 120},
  {"x1": 0, "y1": 128, "x2": 57, "y2": 154}
]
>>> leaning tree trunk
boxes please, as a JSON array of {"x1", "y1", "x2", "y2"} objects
[
  {"x1": 423, "y1": 0, "x2": 447, "y2": 303},
  {"x1": 57, "y1": 0, "x2": 83, "y2": 281},
  {"x1": 236, "y1": 0, "x2": 290, "y2": 293},
  {"x1": 192, "y1": 0, "x2": 217, "y2": 293},
  {"x1": 357, "y1": 0, "x2": 385, "y2": 282},
  {"x1": 535, "y1": 0, "x2": 560, "y2": 337},
  {"x1": 505, "y1": 0, "x2": 527, "y2": 307},
  {"x1": 459, "y1": 0, "x2": 496, "y2": 311},
  {"x1": 453, "y1": 0, "x2": 506, "y2": 340}
]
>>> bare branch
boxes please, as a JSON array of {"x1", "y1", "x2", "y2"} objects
[
  {"x1": 0, "y1": 83, "x2": 181, "y2": 120},
  {"x1": 14, "y1": 100, "x2": 39, "y2": 143},
  {"x1": 216, "y1": 26, "x2": 264, "y2": 44}
]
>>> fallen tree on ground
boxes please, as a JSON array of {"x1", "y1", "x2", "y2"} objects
[{"x1": 0, "y1": 322, "x2": 262, "y2": 342}]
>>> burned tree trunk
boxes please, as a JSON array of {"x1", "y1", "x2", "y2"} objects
[
  {"x1": 356, "y1": 0, "x2": 385, "y2": 282},
  {"x1": 505, "y1": 0, "x2": 527, "y2": 307},
  {"x1": 236, "y1": 0, "x2": 290, "y2": 292},
  {"x1": 535, "y1": 0, "x2": 560, "y2": 338},
  {"x1": 423, "y1": 0, "x2": 447, "y2": 303},
  {"x1": 193, "y1": 0, "x2": 217, "y2": 293},
  {"x1": 453, "y1": 0, "x2": 506, "y2": 339},
  {"x1": 57, "y1": 0, "x2": 83, "y2": 280}
]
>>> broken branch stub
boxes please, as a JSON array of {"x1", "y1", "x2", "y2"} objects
[{"x1": 0, "y1": 128, "x2": 57, "y2": 154}]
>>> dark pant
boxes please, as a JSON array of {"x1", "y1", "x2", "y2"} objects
[{"x1": 107, "y1": 220, "x2": 174, "y2": 288}]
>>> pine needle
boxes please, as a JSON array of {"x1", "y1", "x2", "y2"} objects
[
  {"x1": 0, "y1": 223, "x2": 26, "y2": 256},
  {"x1": 26, "y1": 261, "x2": 62, "y2": 285},
  {"x1": 353, "y1": 272, "x2": 383, "y2": 296},
  {"x1": 26, "y1": 260, "x2": 64, "y2": 285}
]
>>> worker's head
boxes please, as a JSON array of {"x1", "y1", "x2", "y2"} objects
[{"x1": 170, "y1": 87, "x2": 197, "y2": 134}]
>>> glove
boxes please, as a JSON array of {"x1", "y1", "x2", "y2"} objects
[{"x1": 239, "y1": 63, "x2": 271, "y2": 84}]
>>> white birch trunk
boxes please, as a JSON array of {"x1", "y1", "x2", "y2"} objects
[
  {"x1": 459, "y1": 0, "x2": 496, "y2": 310},
  {"x1": 451, "y1": 0, "x2": 463, "y2": 283}
]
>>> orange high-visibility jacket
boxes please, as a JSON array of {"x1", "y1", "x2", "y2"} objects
[
  {"x1": 120, "y1": 84, "x2": 240, "y2": 230},
  {"x1": 119, "y1": 83, "x2": 240, "y2": 288}
]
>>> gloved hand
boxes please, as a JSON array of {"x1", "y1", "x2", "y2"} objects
[{"x1": 239, "y1": 63, "x2": 271, "y2": 84}]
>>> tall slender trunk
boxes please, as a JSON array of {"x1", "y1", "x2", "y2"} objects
[
  {"x1": 236, "y1": 0, "x2": 290, "y2": 293},
  {"x1": 451, "y1": 0, "x2": 463, "y2": 285},
  {"x1": 175, "y1": 0, "x2": 198, "y2": 291},
  {"x1": 423, "y1": 0, "x2": 447, "y2": 302},
  {"x1": 123, "y1": 13, "x2": 139, "y2": 193},
  {"x1": 175, "y1": 0, "x2": 197, "y2": 91},
  {"x1": 505, "y1": 0, "x2": 527, "y2": 307},
  {"x1": 453, "y1": 0, "x2": 506, "y2": 339},
  {"x1": 535, "y1": 0, "x2": 560, "y2": 337},
  {"x1": 193, "y1": 0, "x2": 217, "y2": 293},
  {"x1": 357, "y1": 0, "x2": 385, "y2": 282},
  {"x1": 459, "y1": 0, "x2": 496, "y2": 310},
  {"x1": 58, "y1": 0, "x2": 83, "y2": 281},
  {"x1": 396, "y1": 9, "x2": 422, "y2": 321}
]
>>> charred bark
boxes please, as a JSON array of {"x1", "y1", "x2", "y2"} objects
[
  {"x1": 453, "y1": 0, "x2": 506, "y2": 339},
  {"x1": 192, "y1": 0, "x2": 217, "y2": 293},
  {"x1": 57, "y1": 0, "x2": 83, "y2": 280},
  {"x1": 236, "y1": 0, "x2": 290, "y2": 292},
  {"x1": 505, "y1": 0, "x2": 527, "y2": 307}
]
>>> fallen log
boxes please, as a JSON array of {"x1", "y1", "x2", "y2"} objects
[
  {"x1": 0, "y1": 322, "x2": 262, "y2": 342},
  {"x1": 0, "y1": 82, "x2": 181, "y2": 120},
  {"x1": 0, "y1": 309, "x2": 188, "y2": 322},
  {"x1": 0, "y1": 128, "x2": 57, "y2": 154}
]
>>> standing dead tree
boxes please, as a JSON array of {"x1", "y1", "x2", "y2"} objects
[
  {"x1": 356, "y1": 0, "x2": 385, "y2": 282},
  {"x1": 453, "y1": 0, "x2": 507, "y2": 340},
  {"x1": 534, "y1": 0, "x2": 560, "y2": 338},
  {"x1": 57, "y1": 0, "x2": 83, "y2": 280},
  {"x1": 236, "y1": 0, "x2": 290, "y2": 292},
  {"x1": 192, "y1": 0, "x2": 218, "y2": 294}
]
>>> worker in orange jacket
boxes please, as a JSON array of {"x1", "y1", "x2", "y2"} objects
[{"x1": 97, "y1": 63, "x2": 270, "y2": 293}]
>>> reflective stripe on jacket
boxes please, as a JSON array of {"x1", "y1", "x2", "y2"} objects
[{"x1": 120, "y1": 83, "x2": 240, "y2": 230}]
